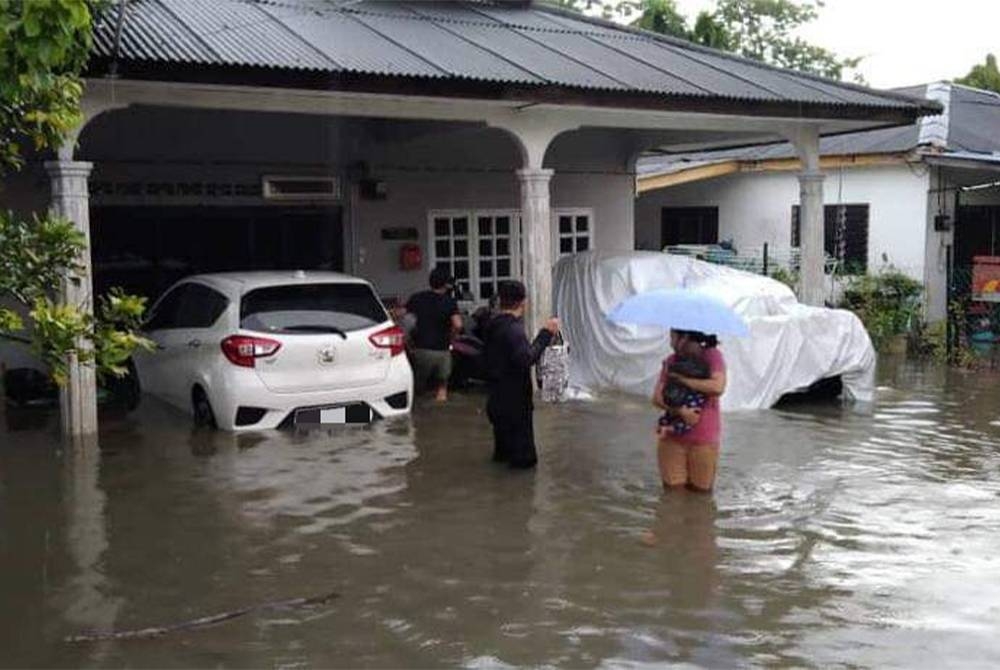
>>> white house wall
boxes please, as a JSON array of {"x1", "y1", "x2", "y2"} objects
[
  {"x1": 352, "y1": 125, "x2": 636, "y2": 300},
  {"x1": 1, "y1": 106, "x2": 636, "y2": 304},
  {"x1": 636, "y1": 164, "x2": 932, "y2": 281}
]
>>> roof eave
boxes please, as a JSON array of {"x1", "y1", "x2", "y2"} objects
[{"x1": 84, "y1": 58, "x2": 931, "y2": 127}]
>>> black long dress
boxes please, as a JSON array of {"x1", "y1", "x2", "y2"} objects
[{"x1": 483, "y1": 313, "x2": 553, "y2": 469}]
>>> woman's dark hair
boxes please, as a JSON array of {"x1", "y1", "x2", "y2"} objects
[{"x1": 675, "y1": 329, "x2": 718, "y2": 349}]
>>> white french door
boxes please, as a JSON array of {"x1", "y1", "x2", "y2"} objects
[
  {"x1": 428, "y1": 207, "x2": 595, "y2": 301},
  {"x1": 428, "y1": 209, "x2": 521, "y2": 302}
]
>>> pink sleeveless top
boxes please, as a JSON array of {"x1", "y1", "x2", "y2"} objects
[{"x1": 659, "y1": 347, "x2": 725, "y2": 446}]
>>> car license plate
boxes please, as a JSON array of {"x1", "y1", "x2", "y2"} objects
[{"x1": 295, "y1": 404, "x2": 372, "y2": 426}]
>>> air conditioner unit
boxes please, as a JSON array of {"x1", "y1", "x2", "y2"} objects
[{"x1": 262, "y1": 175, "x2": 340, "y2": 201}]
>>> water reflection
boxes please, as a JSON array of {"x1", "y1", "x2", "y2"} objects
[{"x1": 2, "y1": 363, "x2": 1000, "y2": 667}]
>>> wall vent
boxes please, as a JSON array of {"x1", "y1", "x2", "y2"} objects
[{"x1": 262, "y1": 175, "x2": 341, "y2": 201}]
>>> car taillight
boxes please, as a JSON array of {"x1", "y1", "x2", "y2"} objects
[
  {"x1": 369, "y1": 325, "x2": 406, "y2": 357},
  {"x1": 221, "y1": 335, "x2": 281, "y2": 368}
]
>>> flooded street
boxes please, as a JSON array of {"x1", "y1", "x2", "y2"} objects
[{"x1": 3, "y1": 361, "x2": 1000, "y2": 668}]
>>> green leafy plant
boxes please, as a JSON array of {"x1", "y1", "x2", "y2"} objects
[
  {"x1": 1, "y1": 0, "x2": 98, "y2": 172},
  {"x1": 1, "y1": 2, "x2": 151, "y2": 395},
  {"x1": 0, "y1": 212, "x2": 153, "y2": 385},
  {"x1": 839, "y1": 269, "x2": 923, "y2": 352}
]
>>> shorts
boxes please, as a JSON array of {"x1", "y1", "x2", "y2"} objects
[{"x1": 411, "y1": 348, "x2": 452, "y2": 389}]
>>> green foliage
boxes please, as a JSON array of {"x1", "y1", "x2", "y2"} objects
[
  {"x1": 633, "y1": 0, "x2": 689, "y2": 39},
  {"x1": 0, "y1": 0, "x2": 99, "y2": 172},
  {"x1": 552, "y1": 0, "x2": 860, "y2": 81},
  {"x1": 956, "y1": 54, "x2": 1000, "y2": 94},
  {"x1": 840, "y1": 269, "x2": 923, "y2": 351},
  {"x1": 0, "y1": 2, "x2": 151, "y2": 392},
  {"x1": 693, "y1": 0, "x2": 860, "y2": 80},
  {"x1": 0, "y1": 211, "x2": 152, "y2": 385},
  {"x1": 0, "y1": 211, "x2": 85, "y2": 304}
]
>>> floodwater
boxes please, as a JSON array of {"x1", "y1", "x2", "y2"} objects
[{"x1": 2, "y1": 361, "x2": 1000, "y2": 669}]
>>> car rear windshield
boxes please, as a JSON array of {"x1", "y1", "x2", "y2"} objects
[{"x1": 240, "y1": 283, "x2": 387, "y2": 334}]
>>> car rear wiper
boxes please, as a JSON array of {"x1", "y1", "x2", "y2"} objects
[{"x1": 282, "y1": 325, "x2": 348, "y2": 339}]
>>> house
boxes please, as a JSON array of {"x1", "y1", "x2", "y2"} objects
[
  {"x1": 636, "y1": 82, "x2": 1000, "y2": 321},
  {"x1": 0, "y1": 0, "x2": 935, "y2": 435}
]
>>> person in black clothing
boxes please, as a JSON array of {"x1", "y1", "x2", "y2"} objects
[
  {"x1": 406, "y1": 268, "x2": 463, "y2": 402},
  {"x1": 483, "y1": 280, "x2": 561, "y2": 469}
]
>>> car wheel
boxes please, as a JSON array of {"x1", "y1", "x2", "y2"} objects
[{"x1": 192, "y1": 387, "x2": 217, "y2": 429}]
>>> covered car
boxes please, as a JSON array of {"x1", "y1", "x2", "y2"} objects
[{"x1": 553, "y1": 251, "x2": 875, "y2": 411}]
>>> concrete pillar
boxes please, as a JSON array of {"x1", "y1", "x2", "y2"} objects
[
  {"x1": 517, "y1": 168, "x2": 555, "y2": 335},
  {"x1": 798, "y1": 171, "x2": 827, "y2": 306},
  {"x1": 44, "y1": 160, "x2": 98, "y2": 438},
  {"x1": 786, "y1": 126, "x2": 826, "y2": 306}
]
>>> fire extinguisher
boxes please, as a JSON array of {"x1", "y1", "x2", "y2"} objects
[{"x1": 400, "y1": 243, "x2": 422, "y2": 271}]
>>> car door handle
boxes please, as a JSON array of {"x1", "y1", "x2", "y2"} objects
[{"x1": 187, "y1": 339, "x2": 202, "y2": 348}]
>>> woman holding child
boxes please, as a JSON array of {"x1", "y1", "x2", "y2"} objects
[{"x1": 652, "y1": 329, "x2": 727, "y2": 493}]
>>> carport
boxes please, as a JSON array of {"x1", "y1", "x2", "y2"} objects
[{"x1": 20, "y1": 0, "x2": 936, "y2": 436}]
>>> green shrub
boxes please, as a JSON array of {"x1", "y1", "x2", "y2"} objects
[{"x1": 840, "y1": 269, "x2": 923, "y2": 351}]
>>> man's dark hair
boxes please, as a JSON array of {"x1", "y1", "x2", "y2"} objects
[
  {"x1": 497, "y1": 280, "x2": 527, "y2": 309},
  {"x1": 429, "y1": 267, "x2": 454, "y2": 290},
  {"x1": 675, "y1": 329, "x2": 719, "y2": 349}
]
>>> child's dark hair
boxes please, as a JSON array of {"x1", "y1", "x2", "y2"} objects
[{"x1": 675, "y1": 329, "x2": 719, "y2": 349}]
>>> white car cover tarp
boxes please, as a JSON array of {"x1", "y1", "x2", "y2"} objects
[{"x1": 553, "y1": 251, "x2": 876, "y2": 411}]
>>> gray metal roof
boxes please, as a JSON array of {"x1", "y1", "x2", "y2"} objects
[
  {"x1": 948, "y1": 85, "x2": 1000, "y2": 154},
  {"x1": 90, "y1": 0, "x2": 934, "y2": 117},
  {"x1": 638, "y1": 82, "x2": 1000, "y2": 180}
]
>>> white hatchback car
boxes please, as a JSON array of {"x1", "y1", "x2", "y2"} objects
[{"x1": 134, "y1": 271, "x2": 413, "y2": 431}]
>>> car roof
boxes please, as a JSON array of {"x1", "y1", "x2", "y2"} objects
[{"x1": 179, "y1": 271, "x2": 371, "y2": 293}]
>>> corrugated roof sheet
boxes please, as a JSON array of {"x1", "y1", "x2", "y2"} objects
[
  {"x1": 638, "y1": 82, "x2": 1000, "y2": 180},
  {"x1": 91, "y1": 0, "x2": 934, "y2": 114}
]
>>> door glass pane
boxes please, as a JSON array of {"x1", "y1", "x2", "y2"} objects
[
  {"x1": 479, "y1": 239, "x2": 493, "y2": 256},
  {"x1": 559, "y1": 216, "x2": 573, "y2": 234},
  {"x1": 454, "y1": 261, "x2": 469, "y2": 280},
  {"x1": 576, "y1": 216, "x2": 589, "y2": 232},
  {"x1": 454, "y1": 239, "x2": 469, "y2": 258},
  {"x1": 435, "y1": 240, "x2": 450, "y2": 259},
  {"x1": 453, "y1": 218, "x2": 468, "y2": 237},
  {"x1": 560, "y1": 238, "x2": 574, "y2": 254},
  {"x1": 479, "y1": 260, "x2": 493, "y2": 278},
  {"x1": 478, "y1": 217, "x2": 493, "y2": 235},
  {"x1": 496, "y1": 239, "x2": 510, "y2": 256},
  {"x1": 434, "y1": 218, "x2": 450, "y2": 237},
  {"x1": 496, "y1": 217, "x2": 510, "y2": 235},
  {"x1": 496, "y1": 259, "x2": 511, "y2": 277},
  {"x1": 480, "y1": 283, "x2": 494, "y2": 298},
  {"x1": 576, "y1": 236, "x2": 589, "y2": 252}
]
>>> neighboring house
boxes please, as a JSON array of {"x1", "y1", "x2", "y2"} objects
[
  {"x1": 0, "y1": 0, "x2": 934, "y2": 430},
  {"x1": 636, "y1": 82, "x2": 1000, "y2": 321}
]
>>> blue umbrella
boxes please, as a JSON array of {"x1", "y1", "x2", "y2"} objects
[{"x1": 607, "y1": 288, "x2": 750, "y2": 337}]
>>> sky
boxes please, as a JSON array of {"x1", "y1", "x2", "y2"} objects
[{"x1": 621, "y1": 0, "x2": 1000, "y2": 90}]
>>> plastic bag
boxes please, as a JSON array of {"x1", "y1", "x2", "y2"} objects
[{"x1": 538, "y1": 334, "x2": 570, "y2": 402}]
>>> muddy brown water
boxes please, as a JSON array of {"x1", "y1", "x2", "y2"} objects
[{"x1": 2, "y1": 361, "x2": 1000, "y2": 668}]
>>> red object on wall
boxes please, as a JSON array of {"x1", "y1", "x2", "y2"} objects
[
  {"x1": 972, "y1": 256, "x2": 1000, "y2": 303},
  {"x1": 400, "y1": 243, "x2": 422, "y2": 271}
]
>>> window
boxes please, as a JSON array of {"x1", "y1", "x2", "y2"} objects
[
  {"x1": 144, "y1": 285, "x2": 188, "y2": 331},
  {"x1": 554, "y1": 209, "x2": 593, "y2": 260},
  {"x1": 431, "y1": 213, "x2": 473, "y2": 298},
  {"x1": 240, "y1": 283, "x2": 387, "y2": 334},
  {"x1": 792, "y1": 204, "x2": 870, "y2": 274},
  {"x1": 175, "y1": 283, "x2": 229, "y2": 329},
  {"x1": 429, "y1": 210, "x2": 520, "y2": 302},
  {"x1": 145, "y1": 283, "x2": 230, "y2": 331},
  {"x1": 661, "y1": 207, "x2": 719, "y2": 247}
]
